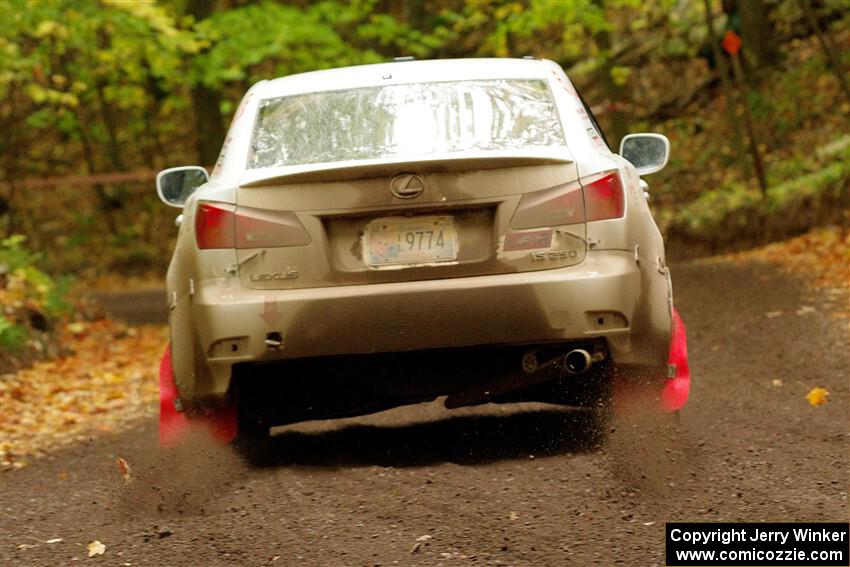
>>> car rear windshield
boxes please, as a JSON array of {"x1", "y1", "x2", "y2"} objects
[{"x1": 248, "y1": 79, "x2": 565, "y2": 169}]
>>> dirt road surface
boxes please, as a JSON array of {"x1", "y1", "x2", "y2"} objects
[{"x1": 1, "y1": 261, "x2": 848, "y2": 566}]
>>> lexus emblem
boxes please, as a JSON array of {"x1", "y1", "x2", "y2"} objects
[{"x1": 390, "y1": 173, "x2": 425, "y2": 199}]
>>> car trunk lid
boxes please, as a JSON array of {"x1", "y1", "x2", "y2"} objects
[{"x1": 234, "y1": 158, "x2": 587, "y2": 290}]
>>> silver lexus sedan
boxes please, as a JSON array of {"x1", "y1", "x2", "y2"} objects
[{"x1": 155, "y1": 57, "x2": 691, "y2": 444}]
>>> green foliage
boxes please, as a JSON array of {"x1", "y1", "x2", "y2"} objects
[
  {"x1": 669, "y1": 146, "x2": 850, "y2": 246},
  {"x1": 0, "y1": 314, "x2": 28, "y2": 352},
  {"x1": 677, "y1": 182, "x2": 762, "y2": 233},
  {"x1": 2, "y1": 0, "x2": 848, "y2": 274},
  {"x1": 767, "y1": 159, "x2": 849, "y2": 211},
  {"x1": 194, "y1": 2, "x2": 369, "y2": 87},
  {"x1": 0, "y1": 234, "x2": 42, "y2": 272},
  {"x1": 0, "y1": 0, "x2": 688, "y2": 172},
  {"x1": 1, "y1": 235, "x2": 72, "y2": 324}
]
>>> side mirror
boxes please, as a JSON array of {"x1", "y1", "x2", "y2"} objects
[
  {"x1": 619, "y1": 134, "x2": 670, "y2": 175},
  {"x1": 156, "y1": 166, "x2": 209, "y2": 208}
]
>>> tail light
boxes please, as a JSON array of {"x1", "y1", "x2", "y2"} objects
[
  {"x1": 195, "y1": 202, "x2": 236, "y2": 249},
  {"x1": 510, "y1": 170, "x2": 624, "y2": 230},
  {"x1": 511, "y1": 181, "x2": 585, "y2": 229},
  {"x1": 582, "y1": 171, "x2": 625, "y2": 221},
  {"x1": 195, "y1": 202, "x2": 310, "y2": 250},
  {"x1": 234, "y1": 207, "x2": 311, "y2": 248}
]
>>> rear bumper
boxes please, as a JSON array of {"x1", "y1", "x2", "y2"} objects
[{"x1": 180, "y1": 250, "x2": 672, "y2": 400}]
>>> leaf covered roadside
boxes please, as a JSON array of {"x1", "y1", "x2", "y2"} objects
[
  {"x1": 0, "y1": 320, "x2": 166, "y2": 470},
  {"x1": 724, "y1": 225, "x2": 850, "y2": 305}
]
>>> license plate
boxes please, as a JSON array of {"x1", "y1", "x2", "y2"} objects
[{"x1": 364, "y1": 215, "x2": 458, "y2": 268}]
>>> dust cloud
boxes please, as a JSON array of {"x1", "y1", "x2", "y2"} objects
[{"x1": 115, "y1": 427, "x2": 247, "y2": 518}]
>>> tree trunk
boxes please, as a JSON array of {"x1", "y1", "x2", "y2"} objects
[
  {"x1": 95, "y1": 82, "x2": 126, "y2": 172},
  {"x1": 190, "y1": 84, "x2": 226, "y2": 166},
  {"x1": 187, "y1": 0, "x2": 226, "y2": 166},
  {"x1": 74, "y1": 114, "x2": 120, "y2": 235},
  {"x1": 594, "y1": 25, "x2": 629, "y2": 149},
  {"x1": 403, "y1": 0, "x2": 428, "y2": 31},
  {"x1": 728, "y1": 52, "x2": 769, "y2": 197},
  {"x1": 54, "y1": 47, "x2": 122, "y2": 234},
  {"x1": 738, "y1": 0, "x2": 779, "y2": 70},
  {"x1": 799, "y1": 0, "x2": 850, "y2": 105},
  {"x1": 703, "y1": 0, "x2": 745, "y2": 164},
  {"x1": 94, "y1": 28, "x2": 126, "y2": 172}
]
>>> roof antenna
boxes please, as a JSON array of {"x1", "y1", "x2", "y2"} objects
[{"x1": 393, "y1": 56, "x2": 416, "y2": 62}]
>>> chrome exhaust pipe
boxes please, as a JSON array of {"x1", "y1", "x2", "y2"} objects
[
  {"x1": 564, "y1": 349, "x2": 593, "y2": 374},
  {"x1": 523, "y1": 347, "x2": 604, "y2": 375}
]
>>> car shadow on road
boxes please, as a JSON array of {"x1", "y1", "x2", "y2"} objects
[{"x1": 242, "y1": 406, "x2": 603, "y2": 469}]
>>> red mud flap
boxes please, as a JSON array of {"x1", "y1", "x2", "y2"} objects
[
  {"x1": 613, "y1": 308, "x2": 691, "y2": 414},
  {"x1": 660, "y1": 308, "x2": 690, "y2": 412},
  {"x1": 159, "y1": 344, "x2": 237, "y2": 446}
]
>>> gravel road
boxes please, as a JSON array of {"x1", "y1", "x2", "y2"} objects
[{"x1": 1, "y1": 260, "x2": 848, "y2": 566}]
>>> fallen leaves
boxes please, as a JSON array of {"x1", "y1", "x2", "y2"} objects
[
  {"x1": 0, "y1": 319, "x2": 167, "y2": 470},
  {"x1": 15, "y1": 536, "x2": 65, "y2": 550},
  {"x1": 806, "y1": 387, "x2": 830, "y2": 407},
  {"x1": 66, "y1": 322, "x2": 88, "y2": 336},
  {"x1": 17, "y1": 543, "x2": 38, "y2": 551},
  {"x1": 725, "y1": 229, "x2": 844, "y2": 411},
  {"x1": 411, "y1": 534, "x2": 433, "y2": 554},
  {"x1": 116, "y1": 457, "x2": 133, "y2": 483},
  {"x1": 87, "y1": 540, "x2": 105, "y2": 557},
  {"x1": 727, "y1": 226, "x2": 850, "y2": 298}
]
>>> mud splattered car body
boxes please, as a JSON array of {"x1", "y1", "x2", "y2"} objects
[{"x1": 156, "y1": 58, "x2": 689, "y2": 440}]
